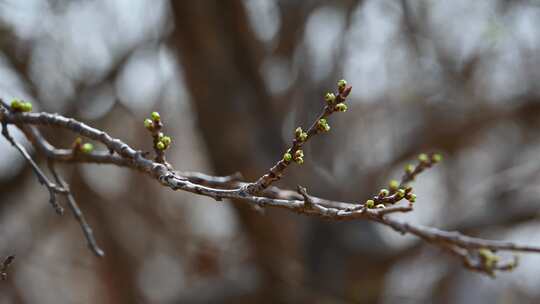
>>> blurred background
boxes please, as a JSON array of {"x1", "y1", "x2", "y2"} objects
[{"x1": 1, "y1": 0, "x2": 540, "y2": 303}]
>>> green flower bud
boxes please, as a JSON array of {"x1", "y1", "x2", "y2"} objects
[
  {"x1": 144, "y1": 119, "x2": 153, "y2": 130},
  {"x1": 396, "y1": 189, "x2": 406, "y2": 198},
  {"x1": 283, "y1": 152, "x2": 292, "y2": 162},
  {"x1": 81, "y1": 143, "x2": 94, "y2": 154},
  {"x1": 21, "y1": 102, "x2": 32, "y2": 112},
  {"x1": 365, "y1": 199, "x2": 375, "y2": 208},
  {"x1": 295, "y1": 127, "x2": 308, "y2": 142},
  {"x1": 157, "y1": 132, "x2": 164, "y2": 140},
  {"x1": 335, "y1": 103, "x2": 347, "y2": 112},
  {"x1": 156, "y1": 141, "x2": 166, "y2": 150},
  {"x1": 151, "y1": 111, "x2": 161, "y2": 122},
  {"x1": 294, "y1": 149, "x2": 304, "y2": 159},
  {"x1": 295, "y1": 157, "x2": 304, "y2": 165},
  {"x1": 418, "y1": 153, "x2": 429, "y2": 163},
  {"x1": 10, "y1": 99, "x2": 22, "y2": 110},
  {"x1": 405, "y1": 164, "x2": 415, "y2": 174},
  {"x1": 337, "y1": 79, "x2": 347, "y2": 91},
  {"x1": 432, "y1": 153, "x2": 443, "y2": 163},
  {"x1": 317, "y1": 118, "x2": 330, "y2": 132},
  {"x1": 161, "y1": 136, "x2": 172, "y2": 147},
  {"x1": 389, "y1": 179, "x2": 399, "y2": 191},
  {"x1": 324, "y1": 92, "x2": 336, "y2": 104},
  {"x1": 406, "y1": 193, "x2": 416, "y2": 203},
  {"x1": 379, "y1": 189, "x2": 389, "y2": 197},
  {"x1": 478, "y1": 248, "x2": 499, "y2": 269}
]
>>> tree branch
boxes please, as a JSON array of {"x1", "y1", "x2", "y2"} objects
[{"x1": 1, "y1": 82, "x2": 539, "y2": 276}]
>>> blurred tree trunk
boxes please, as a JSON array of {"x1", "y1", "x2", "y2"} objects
[{"x1": 171, "y1": 1, "x2": 304, "y2": 302}]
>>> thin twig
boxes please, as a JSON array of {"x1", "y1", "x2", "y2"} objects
[
  {"x1": 1, "y1": 120, "x2": 65, "y2": 215},
  {"x1": 47, "y1": 161, "x2": 104, "y2": 257}
]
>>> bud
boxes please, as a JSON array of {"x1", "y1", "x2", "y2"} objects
[
  {"x1": 379, "y1": 189, "x2": 389, "y2": 197},
  {"x1": 324, "y1": 92, "x2": 336, "y2": 104},
  {"x1": 365, "y1": 199, "x2": 375, "y2": 208},
  {"x1": 389, "y1": 179, "x2": 399, "y2": 191},
  {"x1": 151, "y1": 111, "x2": 161, "y2": 122},
  {"x1": 317, "y1": 118, "x2": 330, "y2": 132},
  {"x1": 10, "y1": 99, "x2": 22, "y2": 110},
  {"x1": 144, "y1": 119, "x2": 153, "y2": 130},
  {"x1": 418, "y1": 153, "x2": 429, "y2": 163},
  {"x1": 337, "y1": 79, "x2": 347, "y2": 92},
  {"x1": 156, "y1": 141, "x2": 166, "y2": 150},
  {"x1": 432, "y1": 153, "x2": 443, "y2": 163},
  {"x1": 81, "y1": 143, "x2": 94, "y2": 154},
  {"x1": 406, "y1": 193, "x2": 416, "y2": 203},
  {"x1": 161, "y1": 136, "x2": 172, "y2": 147},
  {"x1": 21, "y1": 102, "x2": 32, "y2": 112},
  {"x1": 283, "y1": 152, "x2": 293, "y2": 162},
  {"x1": 405, "y1": 164, "x2": 415, "y2": 174},
  {"x1": 295, "y1": 127, "x2": 308, "y2": 142},
  {"x1": 335, "y1": 103, "x2": 348, "y2": 112}
]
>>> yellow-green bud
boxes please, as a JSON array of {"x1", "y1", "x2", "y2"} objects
[
  {"x1": 81, "y1": 143, "x2": 94, "y2": 154},
  {"x1": 405, "y1": 164, "x2": 415, "y2": 174},
  {"x1": 156, "y1": 141, "x2": 165, "y2": 150},
  {"x1": 283, "y1": 152, "x2": 292, "y2": 162},
  {"x1": 379, "y1": 189, "x2": 389, "y2": 197},
  {"x1": 365, "y1": 199, "x2": 375, "y2": 208},
  {"x1": 144, "y1": 119, "x2": 153, "y2": 130},
  {"x1": 161, "y1": 136, "x2": 172, "y2": 147},
  {"x1": 157, "y1": 132, "x2": 164, "y2": 140},
  {"x1": 317, "y1": 118, "x2": 330, "y2": 132},
  {"x1": 151, "y1": 111, "x2": 161, "y2": 122},
  {"x1": 337, "y1": 79, "x2": 347, "y2": 91},
  {"x1": 396, "y1": 189, "x2": 406, "y2": 199},
  {"x1": 432, "y1": 153, "x2": 442, "y2": 163},
  {"x1": 335, "y1": 103, "x2": 347, "y2": 112},
  {"x1": 418, "y1": 153, "x2": 429, "y2": 163},
  {"x1": 406, "y1": 193, "x2": 416, "y2": 203},
  {"x1": 324, "y1": 92, "x2": 336, "y2": 104},
  {"x1": 295, "y1": 157, "x2": 304, "y2": 165},
  {"x1": 21, "y1": 102, "x2": 32, "y2": 112},
  {"x1": 389, "y1": 179, "x2": 399, "y2": 191},
  {"x1": 478, "y1": 248, "x2": 499, "y2": 269},
  {"x1": 295, "y1": 127, "x2": 308, "y2": 142},
  {"x1": 10, "y1": 99, "x2": 22, "y2": 110},
  {"x1": 295, "y1": 149, "x2": 304, "y2": 159}
]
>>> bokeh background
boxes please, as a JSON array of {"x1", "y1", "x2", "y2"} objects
[{"x1": 1, "y1": 0, "x2": 540, "y2": 303}]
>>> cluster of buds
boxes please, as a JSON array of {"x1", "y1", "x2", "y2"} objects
[
  {"x1": 72, "y1": 137, "x2": 94, "y2": 154},
  {"x1": 10, "y1": 99, "x2": 32, "y2": 112},
  {"x1": 144, "y1": 112, "x2": 172, "y2": 151},
  {"x1": 317, "y1": 118, "x2": 330, "y2": 132},
  {"x1": 295, "y1": 127, "x2": 308, "y2": 142},
  {"x1": 324, "y1": 79, "x2": 351, "y2": 111},
  {"x1": 418, "y1": 153, "x2": 442, "y2": 165},
  {"x1": 283, "y1": 149, "x2": 304, "y2": 165},
  {"x1": 155, "y1": 132, "x2": 172, "y2": 151},
  {"x1": 478, "y1": 248, "x2": 500, "y2": 272}
]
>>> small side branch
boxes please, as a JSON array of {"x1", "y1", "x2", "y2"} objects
[
  {"x1": 1, "y1": 121, "x2": 65, "y2": 215},
  {"x1": 48, "y1": 161, "x2": 104, "y2": 257}
]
